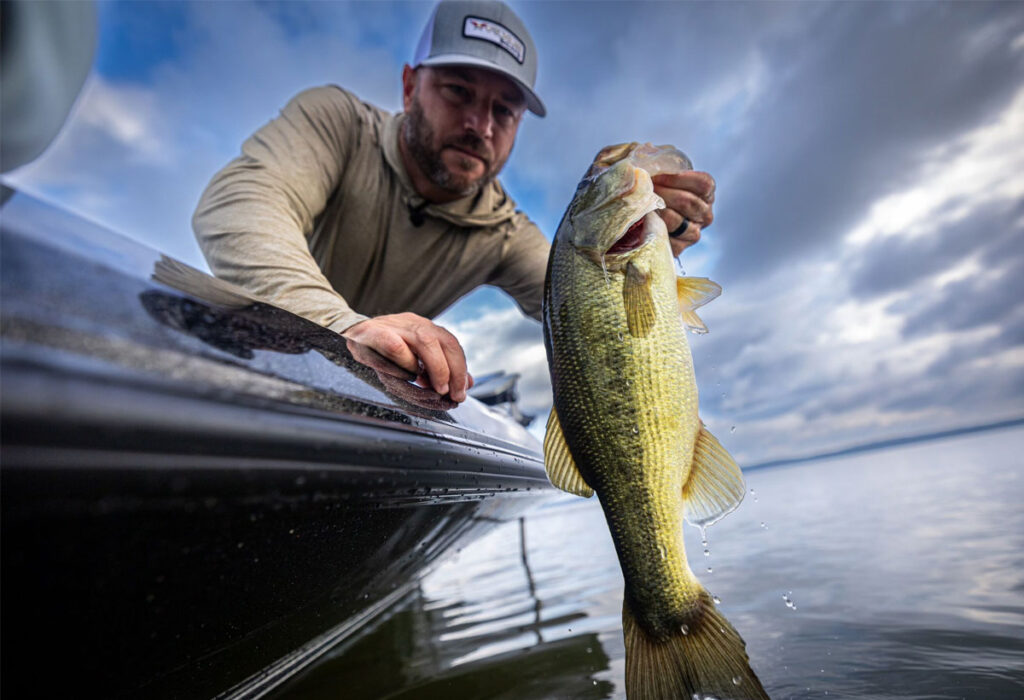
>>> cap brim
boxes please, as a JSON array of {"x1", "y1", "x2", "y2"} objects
[{"x1": 418, "y1": 54, "x2": 546, "y2": 117}]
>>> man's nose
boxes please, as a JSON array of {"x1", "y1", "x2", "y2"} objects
[{"x1": 463, "y1": 101, "x2": 494, "y2": 139}]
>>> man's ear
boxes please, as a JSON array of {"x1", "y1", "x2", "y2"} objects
[{"x1": 401, "y1": 64, "x2": 418, "y2": 112}]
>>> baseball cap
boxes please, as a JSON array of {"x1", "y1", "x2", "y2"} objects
[{"x1": 413, "y1": 0, "x2": 545, "y2": 117}]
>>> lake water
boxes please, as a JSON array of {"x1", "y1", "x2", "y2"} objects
[{"x1": 273, "y1": 426, "x2": 1024, "y2": 699}]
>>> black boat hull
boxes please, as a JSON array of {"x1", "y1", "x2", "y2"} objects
[{"x1": 1, "y1": 192, "x2": 552, "y2": 698}]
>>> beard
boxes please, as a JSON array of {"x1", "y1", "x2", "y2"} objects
[{"x1": 403, "y1": 97, "x2": 505, "y2": 198}]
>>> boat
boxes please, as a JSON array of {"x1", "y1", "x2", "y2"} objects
[{"x1": 0, "y1": 189, "x2": 554, "y2": 699}]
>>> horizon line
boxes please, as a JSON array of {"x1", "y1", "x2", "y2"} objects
[{"x1": 742, "y1": 416, "x2": 1024, "y2": 472}]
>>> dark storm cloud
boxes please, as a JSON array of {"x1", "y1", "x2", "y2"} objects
[
  {"x1": 847, "y1": 202, "x2": 1021, "y2": 300},
  {"x1": 900, "y1": 255, "x2": 1024, "y2": 338},
  {"x1": 712, "y1": 2, "x2": 1024, "y2": 283},
  {"x1": 880, "y1": 356, "x2": 1024, "y2": 413},
  {"x1": 516, "y1": 2, "x2": 1024, "y2": 285}
]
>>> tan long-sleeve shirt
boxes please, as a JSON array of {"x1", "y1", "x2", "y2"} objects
[{"x1": 192, "y1": 85, "x2": 549, "y2": 334}]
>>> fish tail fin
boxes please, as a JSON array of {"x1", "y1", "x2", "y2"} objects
[{"x1": 622, "y1": 590, "x2": 770, "y2": 700}]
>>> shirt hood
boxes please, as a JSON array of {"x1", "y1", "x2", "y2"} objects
[{"x1": 382, "y1": 112, "x2": 518, "y2": 229}]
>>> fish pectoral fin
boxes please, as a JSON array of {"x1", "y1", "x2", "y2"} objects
[
  {"x1": 676, "y1": 276, "x2": 721, "y2": 335},
  {"x1": 624, "y1": 262, "x2": 657, "y2": 337},
  {"x1": 682, "y1": 425, "x2": 745, "y2": 527},
  {"x1": 543, "y1": 409, "x2": 594, "y2": 498}
]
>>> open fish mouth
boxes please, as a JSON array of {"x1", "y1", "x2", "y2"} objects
[{"x1": 606, "y1": 211, "x2": 657, "y2": 256}]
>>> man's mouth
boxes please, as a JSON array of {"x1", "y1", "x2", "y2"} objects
[{"x1": 445, "y1": 145, "x2": 488, "y2": 167}]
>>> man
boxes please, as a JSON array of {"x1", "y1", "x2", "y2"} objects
[{"x1": 193, "y1": 0, "x2": 715, "y2": 404}]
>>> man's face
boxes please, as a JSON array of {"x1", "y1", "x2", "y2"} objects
[{"x1": 402, "y1": 65, "x2": 526, "y2": 199}]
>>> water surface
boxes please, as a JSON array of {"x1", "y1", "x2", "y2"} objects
[{"x1": 275, "y1": 426, "x2": 1024, "y2": 699}]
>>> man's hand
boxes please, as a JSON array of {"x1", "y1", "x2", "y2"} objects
[
  {"x1": 342, "y1": 312, "x2": 472, "y2": 403},
  {"x1": 652, "y1": 171, "x2": 716, "y2": 258}
]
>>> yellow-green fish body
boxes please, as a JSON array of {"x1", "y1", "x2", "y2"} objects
[{"x1": 543, "y1": 143, "x2": 769, "y2": 698}]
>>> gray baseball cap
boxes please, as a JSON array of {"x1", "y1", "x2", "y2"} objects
[{"x1": 413, "y1": 0, "x2": 545, "y2": 117}]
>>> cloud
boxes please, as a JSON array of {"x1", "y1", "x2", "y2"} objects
[
  {"x1": 438, "y1": 306, "x2": 550, "y2": 416},
  {"x1": 5, "y1": 1, "x2": 417, "y2": 267}
]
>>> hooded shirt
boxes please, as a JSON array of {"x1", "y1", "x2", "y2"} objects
[{"x1": 192, "y1": 85, "x2": 549, "y2": 334}]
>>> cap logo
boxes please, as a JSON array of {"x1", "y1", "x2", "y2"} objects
[{"x1": 462, "y1": 16, "x2": 525, "y2": 64}]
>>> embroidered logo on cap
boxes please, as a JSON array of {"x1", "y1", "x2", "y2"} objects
[{"x1": 463, "y1": 16, "x2": 525, "y2": 64}]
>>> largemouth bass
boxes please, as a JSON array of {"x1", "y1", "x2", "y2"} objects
[{"x1": 542, "y1": 143, "x2": 769, "y2": 699}]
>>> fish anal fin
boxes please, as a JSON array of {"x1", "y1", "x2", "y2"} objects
[
  {"x1": 543, "y1": 409, "x2": 594, "y2": 498},
  {"x1": 624, "y1": 262, "x2": 657, "y2": 337},
  {"x1": 677, "y1": 277, "x2": 721, "y2": 334},
  {"x1": 682, "y1": 425, "x2": 746, "y2": 528},
  {"x1": 623, "y1": 591, "x2": 770, "y2": 699}
]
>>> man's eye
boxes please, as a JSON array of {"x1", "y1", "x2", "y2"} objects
[
  {"x1": 495, "y1": 104, "x2": 515, "y2": 123},
  {"x1": 444, "y1": 84, "x2": 471, "y2": 100}
]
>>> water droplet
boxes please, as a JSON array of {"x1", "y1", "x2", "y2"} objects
[
  {"x1": 632, "y1": 425, "x2": 639, "y2": 434},
  {"x1": 294, "y1": 475, "x2": 306, "y2": 486},
  {"x1": 236, "y1": 542, "x2": 244, "y2": 549},
  {"x1": 658, "y1": 545, "x2": 667, "y2": 560},
  {"x1": 720, "y1": 392, "x2": 726, "y2": 399},
  {"x1": 712, "y1": 595, "x2": 721, "y2": 604},
  {"x1": 783, "y1": 591, "x2": 797, "y2": 610},
  {"x1": 680, "y1": 624, "x2": 689, "y2": 635},
  {"x1": 760, "y1": 521, "x2": 768, "y2": 529},
  {"x1": 732, "y1": 676, "x2": 742, "y2": 686},
  {"x1": 706, "y1": 566, "x2": 713, "y2": 573},
  {"x1": 617, "y1": 332, "x2": 624, "y2": 341},
  {"x1": 730, "y1": 425, "x2": 736, "y2": 433},
  {"x1": 586, "y1": 647, "x2": 592, "y2": 654},
  {"x1": 703, "y1": 548, "x2": 710, "y2": 557}
]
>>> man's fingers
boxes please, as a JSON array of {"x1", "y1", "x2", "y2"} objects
[
  {"x1": 658, "y1": 209, "x2": 702, "y2": 256},
  {"x1": 436, "y1": 331, "x2": 469, "y2": 402},
  {"x1": 405, "y1": 331, "x2": 451, "y2": 397},
  {"x1": 654, "y1": 186, "x2": 714, "y2": 229},
  {"x1": 651, "y1": 171, "x2": 716, "y2": 203},
  {"x1": 345, "y1": 321, "x2": 420, "y2": 374},
  {"x1": 342, "y1": 314, "x2": 471, "y2": 404}
]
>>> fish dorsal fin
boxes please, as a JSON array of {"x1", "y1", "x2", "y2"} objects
[
  {"x1": 543, "y1": 409, "x2": 594, "y2": 498},
  {"x1": 624, "y1": 262, "x2": 657, "y2": 337},
  {"x1": 682, "y1": 425, "x2": 745, "y2": 527},
  {"x1": 676, "y1": 277, "x2": 721, "y2": 335}
]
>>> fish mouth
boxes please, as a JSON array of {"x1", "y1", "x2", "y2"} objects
[{"x1": 606, "y1": 212, "x2": 656, "y2": 256}]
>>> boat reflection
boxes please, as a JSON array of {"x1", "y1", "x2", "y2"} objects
[
  {"x1": 275, "y1": 515, "x2": 615, "y2": 700},
  {"x1": 144, "y1": 254, "x2": 458, "y2": 413}
]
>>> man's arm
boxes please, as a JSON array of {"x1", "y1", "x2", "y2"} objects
[
  {"x1": 488, "y1": 212, "x2": 550, "y2": 322},
  {"x1": 193, "y1": 86, "x2": 370, "y2": 332},
  {"x1": 193, "y1": 86, "x2": 472, "y2": 402}
]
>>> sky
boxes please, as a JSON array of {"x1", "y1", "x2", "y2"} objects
[{"x1": 5, "y1": 1, "x2": 1023, "y2": 466}]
